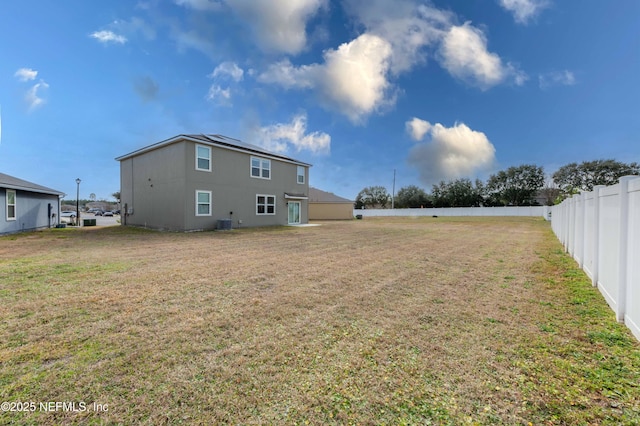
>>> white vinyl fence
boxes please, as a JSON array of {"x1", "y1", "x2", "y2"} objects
[
  {"x1": 551, "y1": 175, "x2": 640, "y2": 341},
  {"x1": 354, "y1": 206, "x2": 550, "y2": 218}
]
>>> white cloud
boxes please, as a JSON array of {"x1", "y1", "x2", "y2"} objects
[
  {"x1": 345, "y1": 0, "x2": 525, "y2": 87},
  {"x1": 319, "y1": 34, "x2": 393, "y2": 122},
  {"x1": 406, "y1": 119, "x2": 496, "y2": 185},
  {"x1": 259, "y1": 33, "x2": 393, "y2": 123},
  {"x1": 498, "y1": 0, "x2": 550, "y2": 24},
  {"x1": 206, "y1": 62, "x2": 244, "y2": 105},
  {"x1": 210, "y1": 62, "x2": 244, "y2": 82},
  {"x1": 15, "y1": 68, "x2": 49, "y2": 111},
  {"x1": 14, "y1": 68, "x2": 38, "y2": 82},
  {"x1": 230, "y1": 0, "x2": 326, "y2": 54},
  {"x1": 349, "y1": 0, "x2": 528, "y2": 88},
  {"x1": 252, "y1": 113, "x2": 330, "y2": 154},
  {"x1": 174, "y1": 0, "x2": 223, "y2": 11},
  {"x1": 25, "y1": 81, "x2": 49, "y2": 111},
  {"x1": 258, "y1": 59, "x2": 317, "y2": 89},
  {"x1": 206, "y1": 85, "x2": 231, "y2": 105},
  {"x1": 513, "y1": 69, "x2": 529, "y2": 86},
  {"x1": 257, "y1": 1, "x2": 526, "y2": 122},
  {"x1": 438, "y1": 22, "x2": 526, "y2": 89},
  {"x1": 89, "y1": 18, "x2": 154, "y2": 49},
  {"x1": 539, "y1": 70, "x2": 576, "y2": 89},
  {"x1": 406, "y1": 117, "x2": 432, "y2": 141},
  {"x1": 343, "y1": 0, "x2": 451, "y2": 74},
  {"x1": 174, "y1": 0, "x2": 326, "y2": 54},
  {"x1": 90, "y1": 30, "x2": 127, "y2": 44},
  {"x1": 256, "y1": 1, "x2": 525, "y2": 121}
]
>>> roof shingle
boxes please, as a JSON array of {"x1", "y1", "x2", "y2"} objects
[
  {"x1": 309, "y1": 187, "x2": 353, "y2": 203},
  {"x1": 116, "y1": 133, "x2": 312, "y2": 167},
  {"x1": 0, "y1": 173, "x2": 64, "y2": 196}
]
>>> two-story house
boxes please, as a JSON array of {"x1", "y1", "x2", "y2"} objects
[{"x1": 115, "y1": 134, "x2": 311, "y2": 231}]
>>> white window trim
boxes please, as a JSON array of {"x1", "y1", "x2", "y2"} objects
[
  {"x1": 256, "y1": 194, "x2": 276, "y2": 215},
  {"x1": 297, "y1": 166, "x2": 305, "y2": 184},
  {"x1": 195, "y1": 190, "x2": 212, "y2": 216},
  {"x1": 195, "y1": 144, "x2": 212, "y2": 172},
  {"x1": 6, "y1": 190, "x2": 16, "y2": 221},
  {"x1": 250, "y1": 156, "x2": 271, "y2": 180}
]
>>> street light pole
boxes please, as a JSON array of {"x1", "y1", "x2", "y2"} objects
[{"x1": 76, "y1": 178, "x2": 81, "y2": 226}]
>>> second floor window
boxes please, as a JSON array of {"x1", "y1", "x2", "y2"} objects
[
  {"x1": 251, "y1": 157, "x2": 270, "y2": 179},
  {"x1": 297, "y1": 166, "x2": 305, "y2": 184},
  {"x1": 196, "y1": 145, "x2": 211, "y2": 171}
]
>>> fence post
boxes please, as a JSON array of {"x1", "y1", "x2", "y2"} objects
[
  {"x1": 616, "y1": 176, "x2": 634, "y2": 323},
  {"x1": 563, "y1": 201, "x2": 569, "y2": 248},
  {"x1": 564, "y1": 198, "x2": 569, "y2": 252},
  {"x1": 563, "y1": 198, "x2": 569, "y2": 252},
  {"x1": 591, "y1": 185, "x2": 605, "y2": 287},
  {"x1": 578, "y1": 192, "x2": 586, "y2": 268},
  {"x1": 568, "y1": 196, "x2": 575, "y2": 255}
]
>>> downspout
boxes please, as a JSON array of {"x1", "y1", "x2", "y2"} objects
[{"x1": 58, "y1": 194, "x2": 64, "y2": 226}]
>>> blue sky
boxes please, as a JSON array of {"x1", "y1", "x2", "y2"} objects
[{"x1": 1, "y1": 0, "x2": 638, "y2": 201}]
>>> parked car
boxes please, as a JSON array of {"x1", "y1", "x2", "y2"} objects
[
  {"x1": 104, "y1": 211, "x2": 114, "y2": 217},
  {"x1": 60, "y1": 211, "x2": 76, "y2": 223},
  {"x1": 95, "y1": 210, "x2": 104, "y2": 216}
]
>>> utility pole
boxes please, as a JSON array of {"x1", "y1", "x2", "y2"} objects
[
  {"x1": 75, "y1": 178, "x2": 81, "y2": 226},
  {"x1": 391, "y1": 169, "x2": 396, "y2": 209}
]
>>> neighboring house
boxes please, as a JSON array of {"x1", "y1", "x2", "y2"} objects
[
  {"x1": 309, "y1": 187, "x2": 354, "y2": 220},
  {"x1": 0, "y1": 173, "x2": 64, "y2": 235},
  {"x1": 116, "y1": 134, "x2": 311, "y2": 231},
  {"x1": 534, "y1": 187, "x2": 562, "y2": 206}
]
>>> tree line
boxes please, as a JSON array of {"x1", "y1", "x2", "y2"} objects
[{"x1": 355, "y1": 159, "x2": 639, "y2": 209}]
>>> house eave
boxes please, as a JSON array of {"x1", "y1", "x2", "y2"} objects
[
  {"x1": 115, "y1": 135, "x2": 181, "y2": 161},
  {"x1": 115, "y1": 134, "x2": 312, "y2": 168},
  {"x1": 0, "y1": 173, "x2": 65, "y2": 197},
  {"x1": 1, "y1": 184, "x2": 64, "y2": 196}
]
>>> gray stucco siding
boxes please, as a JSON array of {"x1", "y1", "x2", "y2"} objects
[
  {"x1": 0, "y1": 188, "x2": 60, "y2": 235},
  {"x1": 184, "y1": 143, "x2": 309, "y2": 228},
  {"x1": 120, "y1": 142, "x2": 189, "y2": 230},
  {"x1": 119, "y1": 138, "x2": 309, "y2": 231}
]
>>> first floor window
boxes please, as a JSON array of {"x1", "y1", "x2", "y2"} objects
[
  {"x1": 6, "y1": 190, "x2": 16, "y2": 220},
  {"x1": 196, "y1": 190, "x2": 212, "y2": 216},
  {"x1": 256, "y1": 194, "x2": 275, "y2": 215}
]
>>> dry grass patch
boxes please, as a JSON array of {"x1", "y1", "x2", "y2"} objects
[{"x1": 0, "y1": 217, "x2": 638, "y2": 425}]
